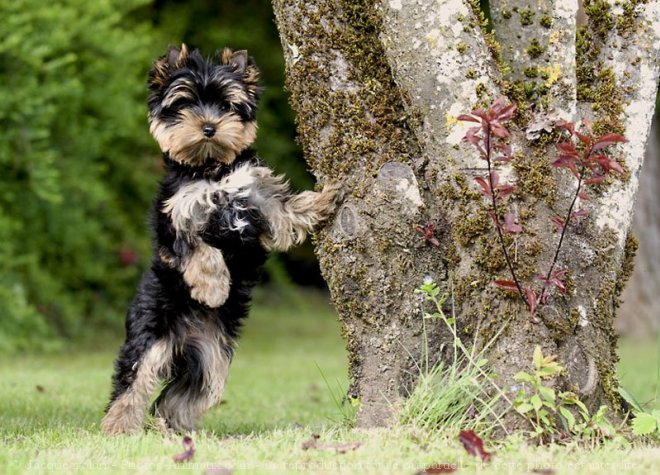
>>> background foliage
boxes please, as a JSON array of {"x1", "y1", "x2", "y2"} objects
[
  {"x1": 0, "y1": 0, "x2": 307, "y2": 352},
  {"x1": 1, "y1": 0, "x2": 656, "y2": 354}
]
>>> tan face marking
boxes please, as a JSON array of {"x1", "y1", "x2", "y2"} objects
[{"x1": 149, "y1": 111, "x2": 256, "y2": 166}]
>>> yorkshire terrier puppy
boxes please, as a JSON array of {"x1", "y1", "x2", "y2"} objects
[{"x1": 101, "y1": 45, "x2": 341, "y2": 435}]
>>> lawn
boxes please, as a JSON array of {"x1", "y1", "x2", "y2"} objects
[{"x1": 1, "y1": 289, "x2": 659, "y2": 474}]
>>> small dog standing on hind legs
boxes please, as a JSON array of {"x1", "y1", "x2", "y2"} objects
[{"x1": 101, "y1": 44, "x2": 342, "y2": 435}]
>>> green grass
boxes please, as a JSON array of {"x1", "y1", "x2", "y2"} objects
[
  {"x1": 1, "y1": 289, "x2": 659, "y2": 474},
  {"x1": 618, "y1": 335, "x2": 660, "y2": 411}
]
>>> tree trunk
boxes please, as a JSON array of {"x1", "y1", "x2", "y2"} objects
[{"x1": 273, "y1": 0, "x2": 660, "y2": 428}]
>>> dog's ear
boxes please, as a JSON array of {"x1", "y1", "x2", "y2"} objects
[
  {"x1": 149, "y1": 44, "x2": 190, "y2": 88},
  {"x1": 219, "y1": 48, "x2": 260, "y2": 86},
  {"x1": 169, "y1": 44, "x2": 190, "y2": 68}
]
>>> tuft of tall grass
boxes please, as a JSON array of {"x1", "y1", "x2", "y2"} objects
[{"x1": 399, "y1": 278, "x2": 511, "y2": 435}]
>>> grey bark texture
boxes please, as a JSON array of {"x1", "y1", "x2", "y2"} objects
[{"x1": 273, "y1": 0, "x2": 660, "y2": 428}]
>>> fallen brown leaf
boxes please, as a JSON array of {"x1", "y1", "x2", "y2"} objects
[
  {"x1": 414, "y1": 463, "x2": 458, "y2": 474},
  {"x1": 302, "y1": 434, "x2": 320, "y2": 450},
  {"x1": 301, "y1": 433, "x2": 362, "y2": 454},
  {"x1": 458, "y1": 430, "x2": 492, "y2": 462},
  {"x1": 173, "y1": 436, "x2": 195, "y2": 463}
]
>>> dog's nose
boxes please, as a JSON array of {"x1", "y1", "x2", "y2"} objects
[{"x1": 202, "y1": 124, "x2": 216, "y2": 138}]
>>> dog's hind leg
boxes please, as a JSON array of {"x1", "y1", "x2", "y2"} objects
[
  {"x1": 152, "y1": 325, "x2": 232, "y2": 432},
  {"x1": 101, "y1": 337, "x2": 173, "y2": 435}
]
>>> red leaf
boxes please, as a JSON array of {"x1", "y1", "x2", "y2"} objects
[
  {"x1": 488, "y1": 96, "x2": 506, "y2": 116},
  {"x1": 553, "y1": 269, "x2": 567, "y2": 279},
  {"x1": 609, "y1": 160, "x2": 624, "y2": 174},
  {"x1": 414, "y1": 464, "x2": 457, "y2": 474},
  {"x1": 556, "y1": 142, "x2": 578, "y2": 156},
  {"x1": 550, "y1": 269, "x2": 567, "y2": 294},
  {"x1": 491, "y1": 124, "x2": 510, "y2": 138},
  {"x1": 578, "y1": 191, "x2": 590, "y2": 201},
  {"x1": 492, "y1": 143, "x2": 513, "y2": 162},
  {"x1": 551, "y1": 156, "x2": 580, "y2": 178},
  {"x1": 592, "y1": 133, "x2": 627, "y2": 151},
  {"x1": 489, "y1": 170, "x2": 500, "y2": 188},
  {"x1": 503, "y1": 211, "x2": 522, "y2": 234},
  {"x1": 458, "y1": 430, "x2": 492, "y2": 462},
  {"x1": 570, "y1": 208, "x2": 589, "y2": 223},
  {"x1": 489, "y1": 97, "x2": 516, "y2": 122},
  {"x1": 585, "y1": 174, "x2": 606, "y2": 185},
  {"x1": 592, "y1": 155, "x2": 615, "y2": 172},
  {"x1": 416, "y1": 223, "x2": 440, "y2": 246},
  {"x1": 574, "y1": 131, "x2": 592, "y2": 145},
  {"x1": 551, "y1": 155, "x2": 580, "y2": 179},
  {"x1": 173, "y1": 436, "x2": 195, "y2": 463},
  {"x1": 493, "y1": 280, "x2": 518, "y2": 291},
  {"x1": 457, "y1": 114, "x2": 480, "y2": 123},
  {"x1": 598, "y1": 132, "x2": 627, "y2": 142},
  {"x1": 551, "y1": 216, "x2": 565, "y2": 231},
  {"x1": 538, "y1": 270, "x2": 567, "y2": 295},
  {"x1": 555, "y1": 119, "x2": 574, "y2": 134},
  {"x1": 496, "y1": 103, "x2": 517, "y2": 122},
  {"x1": 525, "y1": 288, "x2": 539, "y2": 317},
  {"x1": 592, "y1": 154, "x2": 625, "y2": 174},
  {"x1": 536, "y1": 274, "x2": 550, "y2": 286},
  {"x1": 463, "y1": 127, "x2": 482, "y2": 144},
  {"x1": 474, "y1": 176, "x2": 492, "y2": 196},
  {"x1": 471, "y1": 109, "x2": 489, "y2": 122},
  {"x1": 488, "y1": 211, "x2": 500, "y2": 228},
  {"x1": 496, "y1": 185, "x2": 516, "y2": 198}
]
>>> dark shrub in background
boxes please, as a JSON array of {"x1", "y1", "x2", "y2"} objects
[{"x1": 0, "y1": 0, "x2": 311, "y2": 352}]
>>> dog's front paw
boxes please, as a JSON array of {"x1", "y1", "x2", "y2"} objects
[
  {"x1": 309, "y1": 181, "x2": 345, "y2": 225},
  {"x1": 319, "y1": 181, "x2": 346, "y2": 210}
]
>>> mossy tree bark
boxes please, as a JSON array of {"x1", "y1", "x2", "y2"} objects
[{"x1": 273, "y1": 0, "x2": 660, "y2": 428}]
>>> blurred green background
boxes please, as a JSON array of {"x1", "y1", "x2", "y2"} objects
[{"x1": 0, "y1": 0, "x2": 317, "y2": 353}]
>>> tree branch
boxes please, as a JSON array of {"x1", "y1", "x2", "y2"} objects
[
  {"x1": 583, "y1": 0, "x2": 660, "y2": 251},
  {"x1": 378, "y1": 0, "x2": 501, "y2": 160}
]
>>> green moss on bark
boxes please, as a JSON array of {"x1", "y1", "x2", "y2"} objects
[
  {"x1": 584, "y1": 0, "x2": 615, "y2": 40},
  {"x1": 519, "y1": 9, "x2": 534, "y2": 27},
  {"x1": 617, "y1": 1, "x2": 649, "y2": 37}
]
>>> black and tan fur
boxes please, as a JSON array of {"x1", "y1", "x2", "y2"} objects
[{"x1": 101, "y1": 45, "x2": 341, "y2": 435}]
